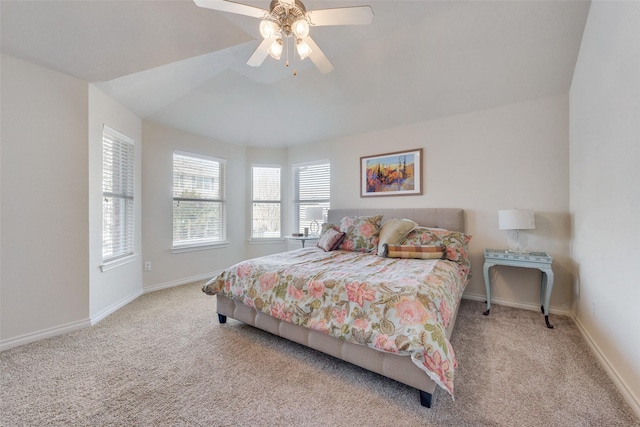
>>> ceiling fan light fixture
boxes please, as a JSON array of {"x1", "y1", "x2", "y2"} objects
[
  {"x1": 268, "y1": 38, "x2": 284, "y2": 60},
  {"x1": 259, "y1": 20, "x2": 280, "y2": 39},
  {"x1": 296, "y1": 39, "x2": 312, "y2": 60},
  {"x1": 194, "y1": 0, "x2": 374, "y2": 73},
  {"x1": 292, "y1": 19, "x2": 309, "y2": 38}
]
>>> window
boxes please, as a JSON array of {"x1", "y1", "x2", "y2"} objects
[
  {"x1": 102, "y1": 126, "x2": 135, "y2": 263},
  {"x1": 251, "y1": 165, "x2": 282, "y2": 239},
  {"x1": 292, "y1": 160, "x2": 330, "y2": 234},
  {"x1": 173, "y1": 151, "x2": 227, "y2": 249}
]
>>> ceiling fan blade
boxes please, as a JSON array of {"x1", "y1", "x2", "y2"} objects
[
  {"x1": 247, "y1": 36, "x2": 277, "y2": 67},
  {"x1": 193, "y1": 0, "x2": 269, "y2": 19},
  {"x1": 304, "y1": 37, "x2": 334, "y2": 74},
  {"x1": 307, "y1": 6, "x2": 374, "y2": 26}
]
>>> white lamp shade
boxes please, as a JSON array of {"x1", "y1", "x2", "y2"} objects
[
  {"x1": 498, "y1": 209, "x2": 535, "y2": 230},
  {"x1": 305, "y1": 206, "x2": 324, "y2": 221},
  {"x1": 259, "y1": 20, "x2": 280, "y2": 39},
  {"x1": 296, "y1": 39, "x2": 312, "y2": 60},
  {"x1": 268, "y1": 38, "x2": 283, "y2": 60},
  {"x1": 292, "y1": 19, "x2": 310, "y2": 38}
]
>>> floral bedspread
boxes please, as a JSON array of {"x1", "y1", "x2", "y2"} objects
[{"x1": 203, "y1": 248, "x2": 470, "y2": 397}]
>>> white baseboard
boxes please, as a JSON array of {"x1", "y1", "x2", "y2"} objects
[
  {"x1": 0, "y1": 318, "x2": 91, "y2": 352},
  {"x1": 462, "y1": 292, "x2": 571, "y2": 316},
  {"x1": 143, "y1": 271, "x2": 220, "y2": 294},
  {"x1": 1, "y1": 274, "x2": 219, "y2": 352},
  {"x1": 90, "y1": 289, "x2": 144, "y2": 325},
  {"x1": 572, "y1": 314, "x2": 640, "y2": 419}
]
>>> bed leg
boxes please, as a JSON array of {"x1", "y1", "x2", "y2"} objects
[
  {"x1": 218, "y1": 314, "x2": 227, "y2": 324},
  {"x1": 419, "y1": 390, "x2": 432, "y2": 408}
]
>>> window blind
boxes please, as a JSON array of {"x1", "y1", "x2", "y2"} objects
[
  {"x1": 251, "y1": 165, "x2": 281, "y2": 239},
  {"x1": 173, "y1": 151, "x2": 226, "y2": 247},
  {"x1": 292, "y1": 160, "x2": 330, "y2": 233},
  {"x1": 102, "y1": 126, "x2": 135, "y2": 262}
]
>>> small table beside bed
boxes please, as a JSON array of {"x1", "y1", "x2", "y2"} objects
[{"x1": 203, "y1": 208, "x2": 471, "y2": 408}]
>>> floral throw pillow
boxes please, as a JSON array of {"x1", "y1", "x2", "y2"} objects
[
  {"x1": 401, "y1": 226, "x2": 472, "y2": 269},
  {"x1": 338, "y1": 215, "x2": 383, "y2": 253}
]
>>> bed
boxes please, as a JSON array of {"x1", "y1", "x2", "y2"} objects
[{"x1": 202, "y1": 208, "x2": 470, "y2": 407}]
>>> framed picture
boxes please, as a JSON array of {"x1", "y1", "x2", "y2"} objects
[{"x1": 360, "y1": 148, "x2": 423, "y2": 197}]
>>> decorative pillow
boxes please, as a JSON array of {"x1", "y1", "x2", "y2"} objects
[
  {"x1": 316, "y1": 228, "x2": 345, "y2": 252},
  {"x1": 385, "y1": 244, "x2": 444, "y2": 259},
  {"x1": 377, "y1": 219, "x2": 417, "y2": 257},
  {"x1": 320, "y1": 222, "x2": 340, "y2": 234},
  {"x1": 401, "y1": 227, "x2": 472, "y2": 268},
  {"x1": 338, "y1": 215, "x2": 383, "y2": 253}
]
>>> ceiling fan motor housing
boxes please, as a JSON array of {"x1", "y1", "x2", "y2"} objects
[{"x1": 269, "y1": 0, "x2": 307, "y2": 37}]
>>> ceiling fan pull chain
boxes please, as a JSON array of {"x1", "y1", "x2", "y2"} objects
[
  {"x1": 292, "y1": 38, "x2": 297, "y2": 75},
  {"x1": 285, "y1": 35, "x2": 290, "y2": 67}
]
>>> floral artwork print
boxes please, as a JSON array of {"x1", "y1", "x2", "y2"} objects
[{"x1": 203, "y1": 246, "x2": 471, "y2": 397}]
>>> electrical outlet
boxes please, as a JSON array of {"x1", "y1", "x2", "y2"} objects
[{"x1": 144, "y1": 261, "x2": 152, "y2": 272}]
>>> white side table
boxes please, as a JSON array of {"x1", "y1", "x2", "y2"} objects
[
  {"x1": 286, "y1": 236, "x2": 318, "y2": 248},
  {"x1": 483, "y1": 249, "x2": 555, "y2": 328}
]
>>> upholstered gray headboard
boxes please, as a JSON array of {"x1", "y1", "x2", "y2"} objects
[{"x1": 327, "y1": 208, "x2": 465, "y2": 232}]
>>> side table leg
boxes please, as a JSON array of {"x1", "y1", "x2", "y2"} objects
[
  {"x1": 541, "y1": 269, "x2": 554, "y2": 329},
  {"x1": 483, "y1": 263, "x2": 492, "y2": 315}
]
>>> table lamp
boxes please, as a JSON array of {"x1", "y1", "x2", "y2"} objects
[
  {"x1": 305, "y1": 207, "x2": 324, "y2": 236},
  {"x1": 498, "y1": 209, "x2": 535, "y2": 253}
]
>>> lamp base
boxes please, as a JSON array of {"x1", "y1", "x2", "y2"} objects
[{"x1": 310, "y1": 220, "x2": 320, "y2": 236}]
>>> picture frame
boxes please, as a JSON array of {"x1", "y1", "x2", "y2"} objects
[{"x1": 360, "y1": 148, "x2": 423, "y2": 197}]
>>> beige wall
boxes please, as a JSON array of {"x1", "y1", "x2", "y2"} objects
[
  {"x1": 88, "y1": 85, "x2": 143, "y2": 322},
  {"x1": 141, "y1": 121, "x2": 246, "y2": 291},
  {"x1": 288, "y1": 94, "x2": 572, "y2": 312},
  {"x1": 570, "y1": 1, "x2": 640, "y2": 414},
  {"x1": 0, "y1": 55, "x2": 90, "y2": 348}
]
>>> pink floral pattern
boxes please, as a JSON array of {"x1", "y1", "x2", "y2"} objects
[
  {"x1": 203, "y1": 247, "x2": 470, "y2": 397},
  {"x1": 395, "y1": 297, "x2": 430, "y2": 325},
  {"x1": 338, "y1": 215, "x2": 383, "y2": 253}
]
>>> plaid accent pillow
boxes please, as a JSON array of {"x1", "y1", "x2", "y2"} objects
[
  {"x1": 401, "y1": 227, "x2": 472, "y2": 268},
  {"x1": 385, "y1": 244, "x2": 444, "y2": 259},
  {"x1": 377, "y1": 219, "x2": 417, "y2": 257}
]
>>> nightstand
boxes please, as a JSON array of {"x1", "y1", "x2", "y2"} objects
[
  {"x1": 483, "y1": 249, "x2": 555, "y2": 328},
  {"x1": 286, "y1": 235, "x2": 318, "y2": 248}
]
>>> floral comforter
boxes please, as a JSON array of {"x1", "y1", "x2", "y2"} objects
[{"x1": 202, "y1": 248, "x2": 470, "y2": 397}]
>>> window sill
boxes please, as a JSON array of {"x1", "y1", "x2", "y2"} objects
[
  {"x1": 249, "y1": 238, "x2": 285, "y2": 245},
  {"x1": 171, "y1": 241, "x2": 229, "y2": 254},
  {"x1": 100, "y1": 254, "x2": 137, "y2": 272}
]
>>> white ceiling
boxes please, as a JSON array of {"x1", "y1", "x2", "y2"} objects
[{"x1": 1, "y1": 0, "x2": 591, "y2": 148}]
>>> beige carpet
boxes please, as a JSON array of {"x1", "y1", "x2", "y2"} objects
[{"x1": 1, "y1": 282, "x2": 638, "y2": 426}]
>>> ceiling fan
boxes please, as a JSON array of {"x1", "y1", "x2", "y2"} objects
[{"x1": 194, "y1": 0, "x2": 374, "y2": 74}]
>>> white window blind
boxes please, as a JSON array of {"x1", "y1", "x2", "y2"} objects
[
  {"x1": 252, "y1": 165, "x2": 281, "y2": 239},
  {"x1": 173, "y1": 151, "x2": 226, "y2": 248},
  {"x1": 102, "y1": 126, "x2": 135, "y2": 263},
  {"x1": 292, "y1": 160, "x2": 330, "y2": 233}
]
